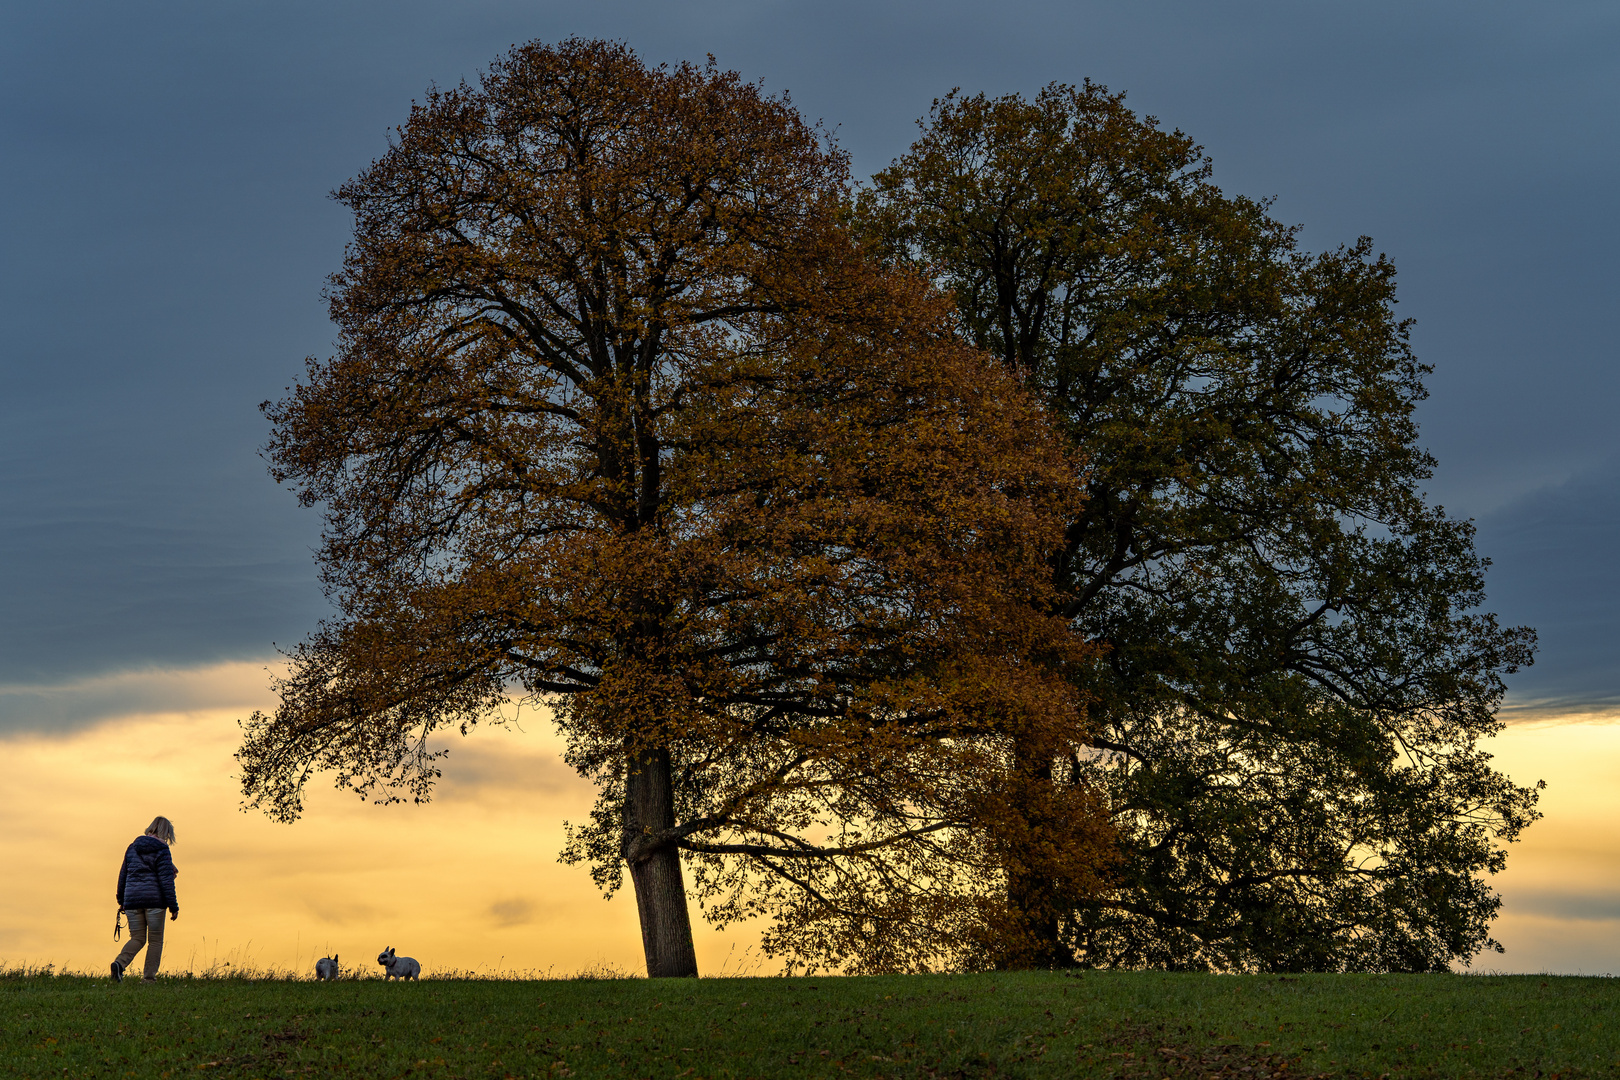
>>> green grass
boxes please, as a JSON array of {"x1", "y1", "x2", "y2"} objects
[{"x1": 1, "y1": 967, "x2": 1615, "y2": 1078}]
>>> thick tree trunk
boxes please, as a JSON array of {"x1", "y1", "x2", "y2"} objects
[
  {"x1": 623, "y1": 744, "x2": 699, "y2": 978},
  {"x1": 1002, "y1": 734, "x2": 1077, "y2": 970},
  {"x1": 1004, "y1": 866, "x2": 1074, "y2": 970}
]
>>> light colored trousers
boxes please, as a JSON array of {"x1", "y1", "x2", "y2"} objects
[{"x1": 114, "y1": 908, "x2": 167, "y2": 980}]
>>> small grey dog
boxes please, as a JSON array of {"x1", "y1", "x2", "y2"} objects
[
  {"x1": 315, "y1": 954, "x2": 339, "y2": 981},
  {"x1": 377, "y1": 946, "x2": 420, "y2": 981}
]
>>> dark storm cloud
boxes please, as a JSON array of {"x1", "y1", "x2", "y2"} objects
[
  {"x1": 2, "y1": 1, "x2": 1617, "y2": 729},
  {"x1": 1480, "y1": 458, "x2": 1620, "y2": 714}
]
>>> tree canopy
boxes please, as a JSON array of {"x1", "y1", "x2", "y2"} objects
[
  {"x1": 238, "y1": 41, "x2": 1114, "y2": 977},
  {"x1": 857, "y1": 82, "x2": 1540, "y2": 972}
]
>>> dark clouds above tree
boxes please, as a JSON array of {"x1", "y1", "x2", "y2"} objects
[{"x1": 1, "y1": 0, "x2": 1616, "y2": 727}]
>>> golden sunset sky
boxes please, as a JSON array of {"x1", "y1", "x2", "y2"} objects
[
  {"x1": 0, "y1": 663, "x2": 757, "y2": 979},
  {"x1": 0, "y1": 661, "x2": 1614, "y2": 979}
]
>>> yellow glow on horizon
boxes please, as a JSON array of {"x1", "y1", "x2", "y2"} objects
[
  {"x1": 0, "y1": 661, "x2": 1615, "y2": 977},
  {"x1": 0, "y1": 664, "x2": 760, "y2": 978},
  {"x1": 1478, "y1": 716, "x2": 1620, "y2": 974}
]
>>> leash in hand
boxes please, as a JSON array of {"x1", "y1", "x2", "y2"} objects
[{"x1": 113, "y1": 909, "x2": 123, "y2": 942}]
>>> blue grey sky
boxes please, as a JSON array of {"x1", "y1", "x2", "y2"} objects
[{"x1": 2, "y1": 1, "x2": 1616, "y2": 724}]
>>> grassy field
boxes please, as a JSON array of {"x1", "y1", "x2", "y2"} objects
[{"x1": 1, "y1": 967, "x2": 1614, "y2": 1078}]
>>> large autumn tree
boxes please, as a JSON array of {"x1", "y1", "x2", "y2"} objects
[
  {"x1": 238, "y1": 41, "x2": 1113, "y2": 977},
  {"x1": 857, "y1": 83, "x2": 1541, "y2": 972}
]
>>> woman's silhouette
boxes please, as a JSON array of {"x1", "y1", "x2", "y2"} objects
[{"x1": 111, "y1": 816, "x2": 179, "y2": 983}]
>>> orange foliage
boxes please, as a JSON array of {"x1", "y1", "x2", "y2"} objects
[{"x1": 238, "y1": 39, "x2": 1113, "y2": 975}]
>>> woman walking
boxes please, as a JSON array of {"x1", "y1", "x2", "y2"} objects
[{"x1": 111, "y1": 816, "x2": 179, "y2": 983}]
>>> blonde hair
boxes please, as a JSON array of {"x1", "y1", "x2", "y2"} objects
[{"x1": 145, "y1": 816, "x2": 176, "y2": 845}]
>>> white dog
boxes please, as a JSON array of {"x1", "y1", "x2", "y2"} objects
[
  {"x1": 377, "y1": 946, "x2": 420, "y2": 981},
  {"x1": 315, "y1": 954, "x2": 339, "y2": 981}
]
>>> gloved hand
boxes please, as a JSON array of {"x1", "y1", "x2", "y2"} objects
[{"x1": 169, "y1": 906, "x2": 180, "y2": 921}]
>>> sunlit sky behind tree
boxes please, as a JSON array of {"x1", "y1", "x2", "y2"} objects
[{"x1": 2, "y1": 1, "x2": 1618, "y2": 975}]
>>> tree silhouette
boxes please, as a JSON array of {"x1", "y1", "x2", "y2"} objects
[{"x1": 859, "y1": 82, "x2": 1540, "y2": 971}]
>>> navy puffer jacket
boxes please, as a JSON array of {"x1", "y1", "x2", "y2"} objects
[{"x1": 116, "y1": 835, "x2": 178, "y2": 912}]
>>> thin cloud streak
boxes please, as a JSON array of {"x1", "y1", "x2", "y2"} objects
[
  {"x1": 0, "y1": 660, "x2": 281, "y2": 734},
  {"x1": 1506, "y1": 892, "x2": 1620, "y2": 923}
]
